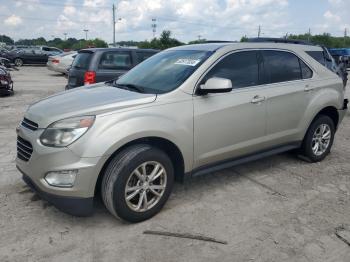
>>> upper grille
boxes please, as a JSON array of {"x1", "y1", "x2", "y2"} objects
[
  {"x1": 21, "y1": 117, "x2": 38, "y2": 131},
  {"x1": 17, "y1": 136, "x2": 33, "y2": 162}
]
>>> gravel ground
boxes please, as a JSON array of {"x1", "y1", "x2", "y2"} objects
[{"x1": 0, "y1": 66, "x2": 349, "y2": 262}]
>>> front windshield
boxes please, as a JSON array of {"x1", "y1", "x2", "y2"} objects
[{"x1": 116, "y1": 50, "x2": 213, "y2": 94}]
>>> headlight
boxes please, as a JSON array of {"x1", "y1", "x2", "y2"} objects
[{"x1": 40, "y1": 116, "x2": 95, "y2": 147}]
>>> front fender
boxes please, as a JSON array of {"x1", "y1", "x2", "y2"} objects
[{"x1": 68, "y1": 101, "x2": 194, "y2": 172}]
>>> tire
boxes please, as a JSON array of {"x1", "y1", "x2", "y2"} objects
[
  {"x1": 101, "y1": 144, "x2": 174, "y2": 223},
  {"x1": 14, "y1": 58, "x2": 23, "y2": 67},
  {"x1": 299, "y1": 115, "x2": 335, "y2": 162}
]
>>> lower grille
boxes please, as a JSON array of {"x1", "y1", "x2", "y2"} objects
[{"x1": 17, "y1": 136, "x2": 33, "y2": 162}]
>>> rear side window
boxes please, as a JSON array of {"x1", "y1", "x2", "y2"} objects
[
  {"x1": 306, "y1": 51, "x2": 326, "y2": 65},
  {"x1": 299, "y1": 60, "x2": 313, "y2": 79},
  {"x1": 262, "y1": 51, "x2": 302, "y2": 83},
  {"x1": 205, "y1": 51, "x2": 260, "y2": 89},
  {"x1": 99, "y1": 51, "x2": 132, "y2": 70},
  {"x1": 72, "y1": 52, "x2": 92, "y2": 69},
  {"x1": 136, "y1": 52, "x2": 156, "y2": 63}
]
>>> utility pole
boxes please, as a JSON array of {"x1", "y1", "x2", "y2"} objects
[
  {"x1": 83, "y1": 29, "x2": 89, "y2": 40},
  {"x1": 152, "y1": 18, "x2": 157, "y2": 38},
  {"x1": 308, "y1": 28, "x2": 311, "y2": 42},
  {"x1": 345, "y1": 28, "x2": 348, "y2": 46},
  {"x1": 258, "y1": 25, "x2": 261, "y2": 38},
  {"x1": 64, "y1": 33, "x2": 67, "y2": 41},
  {"x1": 197, "y1": 35, "x2": 202, "y2": 41},
  {"x1": 112, "y1": 3, "x2": 116, "y2": 47}
]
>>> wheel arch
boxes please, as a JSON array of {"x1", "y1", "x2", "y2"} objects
[{"x1": 94, "y1": 136, "x2": 186, "y2": 197}]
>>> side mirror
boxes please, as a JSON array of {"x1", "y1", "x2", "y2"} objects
[{"x1": 198, "y1": 77, "x2": 233, "y2": 95}]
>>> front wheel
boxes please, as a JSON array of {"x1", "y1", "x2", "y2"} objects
[
  {"x1": 299, "y1": 115, "x2": 335, "y2": 162},
  {"x1": 101, "y1": 145, "x2": 174, "y2": 223},
  {"x1": 14, "y1": 58, "x2": 23, "y2": 67}
]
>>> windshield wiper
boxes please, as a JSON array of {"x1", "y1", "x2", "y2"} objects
[{"x1": 109, "y1": 80, "x2": 146, "y2": 93}]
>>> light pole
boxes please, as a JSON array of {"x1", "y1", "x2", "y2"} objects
[
  {"x1": 83, "y1": 29, "x2": 89, "y2": 41},
  {"x1": 64, "y1": 33, "x2": 67, "y2": 40}
]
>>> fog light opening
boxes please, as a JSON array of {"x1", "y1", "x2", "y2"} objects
[{"x1": 44, "y1": 170, "x2": 78, "y2": 188}]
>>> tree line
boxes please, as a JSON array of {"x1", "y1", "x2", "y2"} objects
[{"x1": 1, "y1": 31, "x2": 349, "y2": 51}]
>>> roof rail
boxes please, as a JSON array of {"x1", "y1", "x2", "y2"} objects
[
  {"x1": 246, "y1": 37, "x2": 315, "y2": 46},
  {"x1": 202, "y1": 40, "x2": 236, "y2": 43}
]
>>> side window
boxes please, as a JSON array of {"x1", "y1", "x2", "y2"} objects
[
  {"x1": 42, "y1": 47, "x2": 50, "y2": 52},
  {"x1": 136, "y1": 52, "x2": 155, "y2": 63},
  {"x1": 299, "y1": 59, "x2": 313, "y2": 79},
  {"x1": 205, "y1": 51, "x2": 259, "y2": 89},
  {"x1": 306, "y1": 51, "x2": 326, "y2": 66},
  {"x1": 99, "y1": 51, "x2": 132, "y2": 70},
  {"x1": 262, "y1": 50, "x2": 302, "y2": 83}
]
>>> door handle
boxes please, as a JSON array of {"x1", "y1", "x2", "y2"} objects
[
  {"x1": 251, "y1": 95, "x2": 266, "y2": 104},
  {"x1": 304, "y1": 84, "x2": 312, "y2": 92}
]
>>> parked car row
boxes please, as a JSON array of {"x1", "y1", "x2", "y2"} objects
[{"x1": 5, "y1": 46, "x2": 63, "y2": 66}]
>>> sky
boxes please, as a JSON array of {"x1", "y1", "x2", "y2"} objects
[{"x1": 1, "y1": 0, "x2": 350, "y2": 44}]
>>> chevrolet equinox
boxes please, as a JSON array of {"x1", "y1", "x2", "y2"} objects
[{"x1": 16, "y1": 43, "x2": 348, "y2": 222}]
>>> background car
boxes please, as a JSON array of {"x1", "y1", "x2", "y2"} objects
[
  {"x1": 8, "y1": 46, "x2": 63, "y2": 66},
  {"x1": 47, "y1": 51, "x2": 77, "y2": 74},
  {"x1": 328, "y1": 48, "x2": 350, "y2": 68},
  {"x1": 0, "y1": 67, "x2": 13, "y2": 96},
  {"x1": 66, "y1": 48, "x2": 158, "y2": 89}
]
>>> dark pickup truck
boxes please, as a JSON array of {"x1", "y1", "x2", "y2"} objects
[{"x1": 66, "y1": 48, "x2": 159, "y2": 89}]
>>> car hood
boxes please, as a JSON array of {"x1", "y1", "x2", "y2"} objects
[{"x1": 25, "y1": 83, "x2": 157, "y2": 128}]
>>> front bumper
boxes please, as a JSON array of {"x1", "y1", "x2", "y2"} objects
[
  {"x1": 15, "y1": 124, "x2": 109, "y2": 216},
  {"x1": 19, "y1": 169, "x2": 93, "y2": 216}
]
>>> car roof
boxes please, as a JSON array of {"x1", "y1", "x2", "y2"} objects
[
  {"x1": 78, "y1": 48, "x2": 159, "y2": 53},
  {"x1": 169, "y1": 42, "x2": 323, "y2": 52}
]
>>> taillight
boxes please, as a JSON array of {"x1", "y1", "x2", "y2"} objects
[
  {"x1": 84, "y1": 71, "x2": 96, "y2": 85},
  {"x1": 52, "y1": 59, "x2": 59, "y2": 64}
]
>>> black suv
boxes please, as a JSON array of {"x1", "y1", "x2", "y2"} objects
[{"x1": 66, "y1": 48, "x2": 159, "y2": 89}]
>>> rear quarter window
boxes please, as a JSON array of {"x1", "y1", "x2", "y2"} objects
[
  {"x1": 306, "y1": 51, "x2": 326, "y2": 66},
  {"x1": 72, "y1": 52, "x2": 92, "y2": 69},
  {"x1": 98, "y1": 51, "x2": 132, "y2": 70}
]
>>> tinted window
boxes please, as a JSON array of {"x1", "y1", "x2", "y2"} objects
[
  {"x1": 72, "y1": 52, "x2": 92, "y2": 69},
  {"x1": 300, "y1": 60, "x2": 313, "y2": 79},
  {"x1": 205, "y1": 51, "x2": 259, "y2": 89},
  {"x1": 306, "y1": 51, "x2": 326, "y2": 65},
  {"x1": 99, "y1": 51, "x2": 132, "y2": 70},
  {"x1": 136, "y1": 52, "x2": 156, "y2": 63},
  {"x1": 263, "y1": 51, "x2": 301, "y2": 83}
]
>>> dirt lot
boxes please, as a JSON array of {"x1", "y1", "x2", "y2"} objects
[{"x1": 0, "y1": 66, "x2": 349, "y2": 262}]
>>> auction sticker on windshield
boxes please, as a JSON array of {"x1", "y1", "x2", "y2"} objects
[{"x1": 174, "y1": 59, "x2": 201, "y2": 66}]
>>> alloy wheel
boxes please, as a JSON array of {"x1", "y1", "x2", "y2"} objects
[
  {"x1": 125, "y1": 161, "x2": 167, "y2": 212},
  {"x1": 311, "y1": 123, "x2": 331, "y2": 156}
]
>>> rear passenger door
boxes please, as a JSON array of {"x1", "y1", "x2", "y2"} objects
[
  {"x1": 96, "y1": 51, "x2": 132, "y2": 82},
  {"x1": 261, "y1": 50, "x2": 314, "y2": 145}
]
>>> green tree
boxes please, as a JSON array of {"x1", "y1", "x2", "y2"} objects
[{"x1": 138, "y1": 30, "x2": 184, "y2": 50}]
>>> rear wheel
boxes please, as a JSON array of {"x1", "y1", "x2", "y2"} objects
[
  {"x1": 299, "y1": 115, "x2": 335, "y2": 162},
  {"x1": 101, "y1": 144, "x2": 174, "y2": 223},
  {"x1": 14, "y1": 58, "x2": 23, "y2": 67}
]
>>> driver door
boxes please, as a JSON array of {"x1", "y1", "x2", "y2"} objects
[{"x1": 193, "y1": 50, "x2": 267, "y2": 168}]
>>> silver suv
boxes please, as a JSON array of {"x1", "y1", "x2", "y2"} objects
[{"x1": 16, "y1": 43, "x2": 348, "y2": 222}]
